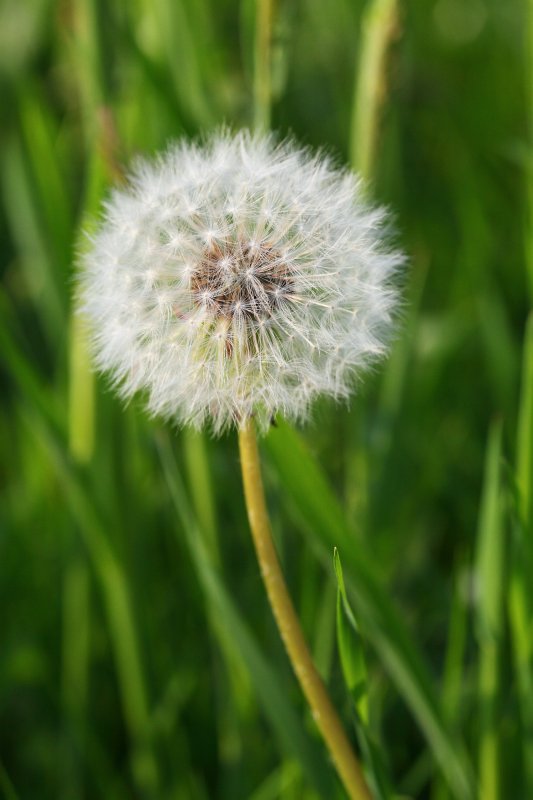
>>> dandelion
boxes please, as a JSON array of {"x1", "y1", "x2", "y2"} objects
[
  {"x1": 78, "y1": 130, "x2": 402, "y2": 800},
  {"x1": 79, "y1": 130, "x2": 401, "y2": 434}
]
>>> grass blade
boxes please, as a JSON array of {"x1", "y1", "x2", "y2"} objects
[
  {"x1": 431, "y1": 564, "x2": 469, "y2": 800},
  {"x1": 61, "y1": 553, "x2": 91, "y2": 799},
  {"x1": 349, "y1": 0, "x2": 399, "y2": 178},
  {"x1": 334, "y1": 548, "x2": 393, "y2": 800},
  {"x1": 509, "y1": 313, "x2": 533, "y2": 795},
  {"x1": 516, "y1": 313, "x2": 533, "y2": 528},
  {"x1": 182, "y1": 430, "x2": 220, "y2": 565},
  {"x1": 0, "y1": 761, "x2": 19, "y2": 800},
  {"x1": 264, "y1": 420, "x2": 475, "y2": 800},
  {"x1": 334, "y1": 548, "x2": 368, "y2": 725},
  {"x1": 22, "y1": 408, "x2": 160, "y2": 796},
  {"x1": 474, "y1": 420, "x2": 505, "y2": 800},
  {"x1": 157, "y1": 432, "x2": 335, "y2": 799}
]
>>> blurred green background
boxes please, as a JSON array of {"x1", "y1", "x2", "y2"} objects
[{"x1": 1, "y1": 0, "x2": 532, "y2": 798}]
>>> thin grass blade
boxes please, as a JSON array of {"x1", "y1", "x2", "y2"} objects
[
  {"x1": 157, "y1": 433, "x2": 335, "y2": 799},
  {"x1": 264, "y1": 420, "x2": 475, "y2": 800},
  {"x1": 474, "y1": 420, "x2": 505, "y2": 800}
]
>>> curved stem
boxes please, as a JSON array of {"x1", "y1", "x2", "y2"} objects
[{"x1": 238, "y1": 418, "x2": 372, "y2": 800}]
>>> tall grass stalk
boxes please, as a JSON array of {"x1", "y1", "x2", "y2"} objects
[
  {"x1": 62, "y1": 0, "x2": 101, "y2": 776},
  {"x1": 345, "y1": 0, "x2": 400, "y2": 527},
  {"x1": 527, "y1": 0, "x2": 533, "y2": 300},
  {"x1": 61, "y1": 554, "x2": 90, "y2": 797},
  {"x1": 475, "y1": 420, "x2": 504, "y2": 800},
  {"x1": 183, "y1": 430, "x2": 220, "y2": 566},
  {"x1": 509, "y1": 314, "x2": 533, "y2": 795},
  {"x1": 63, "y1": 3, "x2": 159, "y2": 790},
  {"x1": 253, "y1": 0, "x2": 275, "y2": 131},
  {"x1": 68, "y1": 314, "x2": 95, "y2": 464},
  {"x1": 349, "y1": 0, "x2": 399, "y2": 179},
  {"x1": 431, "y1": 567, "x2": 468, "y2": 800}
]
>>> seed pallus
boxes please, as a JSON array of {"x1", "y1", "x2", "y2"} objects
[{"x1": 191, "y1": 239, "x2": 292, "y2": 320}]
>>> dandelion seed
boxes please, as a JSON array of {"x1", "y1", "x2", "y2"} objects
[{"x1": 78, "y1": 130, "x2": 403, "y2": 434}]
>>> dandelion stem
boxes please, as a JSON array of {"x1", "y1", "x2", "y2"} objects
[{"x1": 238, "y1": 418, "x2": 372, "y2": 800}]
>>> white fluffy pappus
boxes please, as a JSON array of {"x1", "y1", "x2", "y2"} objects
[{"x1": 78, "y1": 130, "x2": 403, "y2": 434}]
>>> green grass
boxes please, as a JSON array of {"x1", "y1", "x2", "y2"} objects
[{"x1": 0, "y1": 1, "x2": 531, "y2": 798}]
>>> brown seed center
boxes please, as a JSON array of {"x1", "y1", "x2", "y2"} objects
[{"x1": 191, "y1": 239, "x2": 291, "y2": 321}]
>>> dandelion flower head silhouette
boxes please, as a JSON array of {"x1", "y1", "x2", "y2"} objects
[{"x1": 79, "y1": 131, "x2": 403, "y2": 433}]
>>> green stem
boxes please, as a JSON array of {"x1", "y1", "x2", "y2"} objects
[{"x1": 238, "y1": 419, "x2": 372, "y2": 800}]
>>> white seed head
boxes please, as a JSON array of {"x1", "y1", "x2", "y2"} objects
[{"x1": 78, "y1": 130, "x2": 403, "y2": 434}]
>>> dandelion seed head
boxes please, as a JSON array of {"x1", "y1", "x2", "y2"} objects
[{"x1": 78, "y1": 130, "x2": 403, "y2": 434}]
